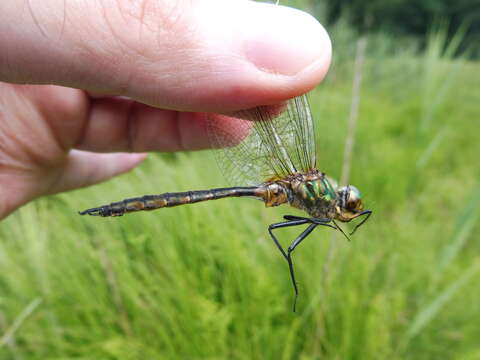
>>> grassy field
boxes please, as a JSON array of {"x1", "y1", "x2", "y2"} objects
[{"x1": 1, "y1": 26, "x2": 480, "y2": 360}]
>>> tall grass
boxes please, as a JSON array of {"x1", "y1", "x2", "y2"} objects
[{"x1": 1, "y1": 26, "x2": 479, "y2": 360}]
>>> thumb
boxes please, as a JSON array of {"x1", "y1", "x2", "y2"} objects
[{"x1": 0, "y1": 0, "x2": 331, "y2": 112}]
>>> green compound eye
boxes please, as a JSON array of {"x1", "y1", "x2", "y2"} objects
[{"x1": 349, "y1": 186, "x2": 361, "y2": 200}]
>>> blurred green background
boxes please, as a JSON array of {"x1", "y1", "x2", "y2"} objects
[{"x1": 1, "y1": 1, "x2": 480, "y2": 359}]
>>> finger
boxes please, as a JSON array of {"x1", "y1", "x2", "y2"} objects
[
  {"x1": 76, "y1": 97, "x2": 228, "y2": 152},
  {"x1": 0, "y1": 0, "x2": 331, "y2": 113},
  {"x1": 48, "y1": 150, "x2": 147, "y2": 194}
]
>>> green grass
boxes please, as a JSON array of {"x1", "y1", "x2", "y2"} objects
[{"x1": 1, "y1": 33, "x2": 480, "y2": 359}]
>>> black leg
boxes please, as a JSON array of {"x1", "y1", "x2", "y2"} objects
[
  {"x1": 350, "y1": 210, "x2": 372, "y2": 235},
  {"x1": 333, "y1": 219, "x2": 351, "y2": 241},
  {"x1": 283, "y1": 215, "x2": 337, "y2": 227},
  {"x1": 288, "y1": 224, "x2": 320, "y2": 253},
  {"x1": 286, "y1": 223, "x2": 317, "y2": 312},
  {"x1": 268, "y1": 219, "x2": 310, "y2": 260},
  {"x1": 283, "y1": 215, "x2": 310, "y2": 221},
  {"x1": 268, "y1": 216, "x2": 336, "y2": 311},
  {"x1": 286, "y1": 220, "x2": 337, "y2": 311}
]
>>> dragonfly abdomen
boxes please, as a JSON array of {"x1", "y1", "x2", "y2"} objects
[{"x1": 79, "y1": 187, "x2": 262, "y2": 217}]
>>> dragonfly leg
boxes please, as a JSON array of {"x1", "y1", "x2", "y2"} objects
[
  {"x1": 283, "y1": 215, "x2": 336, "y2": 228},
  {"x1": 285, "y1": 219, "x2": 336, "y2": 311},
  {"x1": 349, "y1": 210, "x2": 373, "y2": 235},
  {"x1": 268, "y1": 217, "x2": 335, "y2": 311},
  {"x1": 332, "y1": 219, "x2": 351, "y2": 241},
  {"x1": 285, "y1": 223, "x2": 317, "y2": 311},
  {"x1": 268, "y1": 219, "x2": 310, "y2": 261},
  {"x1": 287, "y1": 221, "x2": 334, "y2": 254},
  {"x1": 283, "y1": 215, "x2": 310, "y2": 221}
]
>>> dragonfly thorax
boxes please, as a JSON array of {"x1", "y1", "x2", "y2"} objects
[
  {"x1": 276, "y1": 172, "x2": 339, "y2": 219},
  {"x1": 263, "y1": 172, "x2": 366, "y2": 223}
]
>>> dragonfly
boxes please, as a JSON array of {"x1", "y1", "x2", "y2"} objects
[{"x1": 79, "y1": 95, "x2": 372, "y2": 310}]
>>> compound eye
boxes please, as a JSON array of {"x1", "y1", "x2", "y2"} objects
[
  {"x1": 347, "y1": 198, "x2": 362, "y2": 212},
  {"x1": 348, "y1": 186, "x2": 361, "y2": 201},
  {"x1": 346, "y1": 186, "x2": 363, "y2": 211}
]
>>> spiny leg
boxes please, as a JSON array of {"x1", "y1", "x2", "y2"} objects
[
  {"x1": 268, "y1": 216, "x2": 336, "y2": 311},
  {"x1": 283, "y1": 215, "x2": 311, "y2": 222},
  {"x1": 332, "y1": 219, "x2": 351, "y2": 241},
  {"x1": 285, "y1": 219, "x2": 336, "y2": 311},
  {"x1": 288, "y1": 222, "x2": 336, "y2": 253},
  {"x1": 268, "y1": 218, "x2": 311, "y2": 261},
  {"x1": 350, "y1": 210, "x2": 372, "y2": 235},
  {"x1": 286, "y1": 223, "x2": 317, "y2": 311}
]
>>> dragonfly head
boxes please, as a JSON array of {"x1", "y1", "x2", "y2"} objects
[{"x1": 334, "y1": 185, "x2": 364, "y2": 222}]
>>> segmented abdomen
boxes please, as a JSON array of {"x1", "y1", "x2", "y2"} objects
[{"x1": 79, "y1": 187, "x2": 261, "y2": 217}]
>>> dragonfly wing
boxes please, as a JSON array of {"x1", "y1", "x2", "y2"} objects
[{"x1": 206, "y1": 95, "x2": 317, "y2": 186}]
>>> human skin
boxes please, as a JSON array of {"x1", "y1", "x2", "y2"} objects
[{"x1": 0, "y1": 0, "x2": 331, "y2": 220}]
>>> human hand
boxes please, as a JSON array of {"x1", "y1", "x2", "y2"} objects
[{"x1": 0, "y1": 0, "x2": 331, "y2": 219}]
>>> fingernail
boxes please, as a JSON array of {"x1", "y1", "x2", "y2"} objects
[{"x1": 242, "y1": 4, "x2": 331, "y2": 76}]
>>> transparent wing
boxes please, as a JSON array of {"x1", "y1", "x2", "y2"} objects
[{"x1": 206, "y1": 95, "x2": 317, "y2": 186}]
